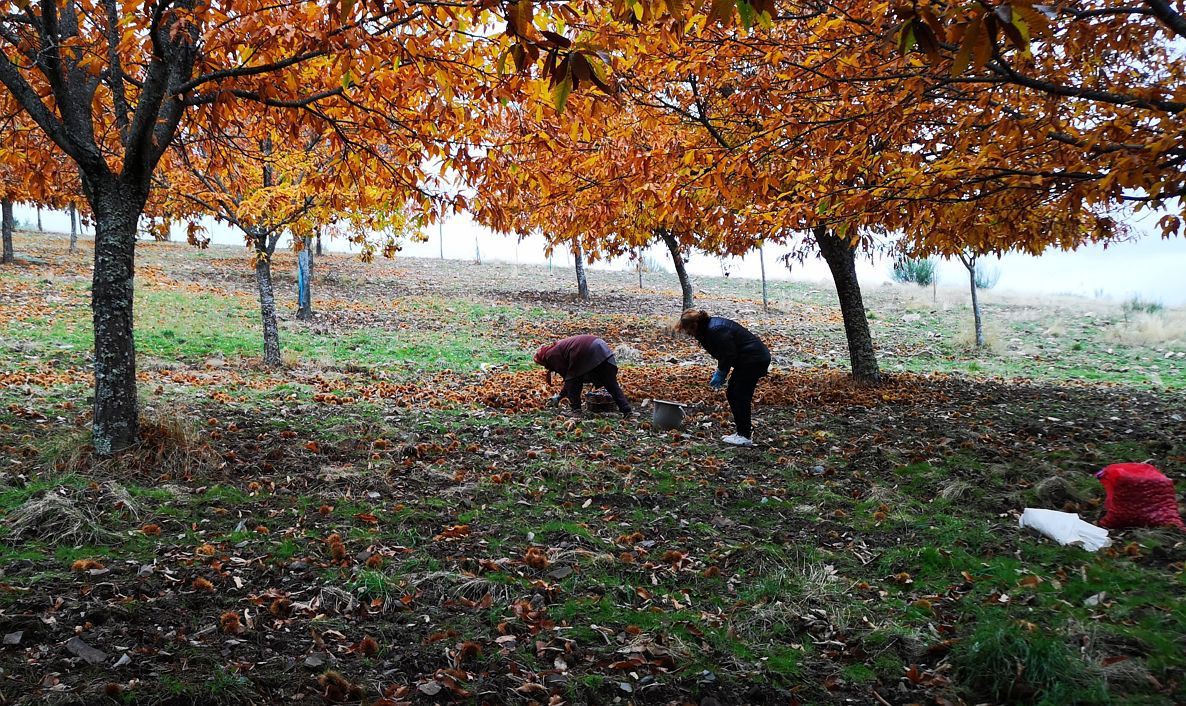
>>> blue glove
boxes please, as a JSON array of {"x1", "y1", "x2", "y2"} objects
[{"x1": 709, "y1": 370, "x2": 727, "y2": 389}]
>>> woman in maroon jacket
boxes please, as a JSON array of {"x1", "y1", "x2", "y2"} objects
[{"x1": 533, "y1": 335, "x2": 633, "y2": 417}]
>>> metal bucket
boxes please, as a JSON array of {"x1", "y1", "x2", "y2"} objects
[{"x1": 652, "y1": 399, "x2": 687, "y2": 431}]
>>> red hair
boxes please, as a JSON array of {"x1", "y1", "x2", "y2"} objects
[{"x1": 676, "y1": 309, "x2": 710, "y2": 337}]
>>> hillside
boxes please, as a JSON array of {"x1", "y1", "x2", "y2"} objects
[{"x1": 1, "y1": 232, "x2": 1184, "y2": 706}]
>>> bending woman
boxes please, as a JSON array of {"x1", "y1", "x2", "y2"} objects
[
  {"x1": 533, "y1": 335, "x2": 633, "y2": 418},
  {"x1": 676, "y1": 309, "x2": 770, "y2": 446}
]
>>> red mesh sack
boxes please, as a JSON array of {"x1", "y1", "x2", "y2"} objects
[{"x1": 1097, "y1": 463, "x2": 1184, "y2": 529}]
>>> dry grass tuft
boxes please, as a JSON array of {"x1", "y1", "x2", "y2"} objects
[
  {"x1": 1107, "y1": 311, "x2": 1186, "y2": 348},
  {"x1": 42, "y1": 429, "x2": 93, "y2": 475},
  {"x1": 952, "y1": 321, "x2": 1003, "y2": 353},
  {"x1": 280, "y1": 350, "x2": 302, "y2": 368},
  {"x1": 1125, "y1": 527, "x2": 1186, "y2": 548},
  {"x1": 734, "y1": 561, "x2": 855, "y2": 643},
  {"x1": 1098, "y1": 657, "x2": 1154, "y2": 689},
  {"x1": 553, "y1": 548, "x2": 616, "y2": 567},
  {"x1": 317, "y1": 586, "x2": 359, "y2": 615},
  {"x1": 866, "y1": 483, "x2": 905, "y2": 507},
  {"x1": 939, "y1": 479, "x2": 973, "y2": 502},
  {"x1": 100, "y1": 480, "x2": 141, "y2": 520},
  {"x1": 614, "y1": 344, "x2": 643, "y2": 363},
  {"x1": 1033, "y1": 476, "x2": 1084, "y2": 506},
  {"x1": 157, "y1": 484, "x2": 193, "y2": 502},
  {"x1": 52, "y1": 411, "x2": 219, "y2": 480},
  {"x1": 139, "y1": 357, "x2": 178, "y2": 372},
  {"x1": 4, "y1": 480, "x2": 139, "y2": 545},
  {"x1": 1043, "y1": 321, "x2": 1068, "y2": 338},
  {"x1": 893, "y1": 284, "x2": 961, "y2": 312},
  {"x1": 1076, "y1": 621, "x2": 1155, "y2": 690},
  {"x1": 5, "y1": 491, "x2": 111, "y2": 545},
  {"x1": 455, "y1": 575, "x2": 516, "y2": 603}
]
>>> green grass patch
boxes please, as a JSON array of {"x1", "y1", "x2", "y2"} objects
[
  {"x1": 348, "y1": 569, "x2": 400, "y2": 604},
  {"x1": 952, "y1": 612, "x2": 1108, "y2": 705}
]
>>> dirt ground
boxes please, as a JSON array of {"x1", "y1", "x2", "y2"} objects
[{"x1": 1, "y1": 233, "x2": 1184, "y2": 705}]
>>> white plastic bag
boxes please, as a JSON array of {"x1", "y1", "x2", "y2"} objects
[{"x1": 1019, "y1": 508, "x2": 1112, "y2": 552}]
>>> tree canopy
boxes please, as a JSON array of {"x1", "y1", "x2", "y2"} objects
[{"x1": 2, "y1": 0, "x2": 1184, "y2": 448}]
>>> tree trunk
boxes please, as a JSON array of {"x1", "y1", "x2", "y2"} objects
[
  {"x1": 36, "y1": 206, "x2": 42, "y2": 232},
  {"x1": 297, "y1": 235, "x2": 313, "y2": 321},
  {"x1": 474, "y1": 235, "x2": 482, "y2": 264},
  {"x1": 637, "y1": 247, "x2": 643, "y2": 290},
  {"x1": 659, "y1": 229, "x2": 693, "y2": 310},
  {"x1": 814, "y1": 226, "x2": 880, "y2": 384},
  {"x1": 962, "y1": 255, "x2": 985, "y2": 348},
  {"x1": 759, "y1": 245, "x2": 769, "y2": 313},
  {"x1": 573, "y1": 240, "x2": 589, "y2": 301},
  {"x1": 69, "y1": 203, "x2": 79, "y2": 253},
  {"x1": 1, "y1": 199, "x2": 14, "y2": 264},
  {"x1": 253, "y1": 237, "x2": 282, "y2": 367},
  {"x1": 315, "y1": 233, "x2": 323, "y2": 256},
  {"x1": 88, "y1": 179, "x2": 145, "y2": 454}
]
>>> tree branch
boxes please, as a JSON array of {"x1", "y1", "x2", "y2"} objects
[
  {"x1": 28, "y1": 0, "x2": 96, "y2": 145},
  {"x1": 101, "y1": 0, "x2": 131, "y2": 137},
  {"x1": 0, "y1": 49, "x2": 105, "y2": 172},
  {"x1": 1145, "y1": 0, "x2": 1186, "y2": 39},
  {"x1": 181, "y1": 87, "x2": 344, "y2": 108},
  {"x1": 688, "y1": 75, "x2": 735, "y2": 150},
  {"x1": 173, "y1": 47, "x2": 331, "y2": 95},
  {"x1": 1062, "y1": 6, "x2": 1154, "y2": 20},
  {"x1": 125, "y1": 0, "x2": 194, "y2": 182}
]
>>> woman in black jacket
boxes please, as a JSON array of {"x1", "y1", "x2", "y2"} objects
[{"x1": 676, "y1": 309, "x2": 770, "y2": 446}]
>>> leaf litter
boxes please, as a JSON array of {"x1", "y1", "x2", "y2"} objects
[{"x1": 0, "y1": 239, "x2": 1183, "y2": 705}]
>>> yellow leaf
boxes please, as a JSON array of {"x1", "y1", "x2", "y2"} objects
[{"x1": 1014, "y1": 5, "x2": 1050, "y2": 38}]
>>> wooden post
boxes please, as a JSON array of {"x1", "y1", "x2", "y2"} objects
[{"x1": 759, "y1": 245, "x2": 769, "y2": 313}]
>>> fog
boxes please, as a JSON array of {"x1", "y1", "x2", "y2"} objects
[{"x1": 14, "y1": 204, "x2": 1186, "y2": 306}]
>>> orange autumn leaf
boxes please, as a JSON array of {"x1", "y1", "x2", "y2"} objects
[{"x1": 434, "y1": 524, "x2": 471, "y2": 540}]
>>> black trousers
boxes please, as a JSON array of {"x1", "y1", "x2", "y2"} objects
[
  {"x1": 561, "y1": 361, "x2": 631, "y2": 413},
  {"x1": 726, "y1": 361, "x2": 768, "y2": 438}
]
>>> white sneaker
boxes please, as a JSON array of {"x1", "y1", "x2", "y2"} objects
[{"x1": 722, "y1": 434, "x2": 753, "y2": 447}]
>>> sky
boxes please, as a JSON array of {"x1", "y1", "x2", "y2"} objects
[{"x1": 14, "y1": 203, "x2": 1186, "y2": 306}]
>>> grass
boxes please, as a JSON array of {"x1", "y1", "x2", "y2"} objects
[
  {"x1": 202, "y1": 485, "x2": 249, "y2": 504},
  {"x1": 271, "y1": 538, "x2": 301, "y2": 562},
  {"x1": 1, "y1": 234, "x2": 1184, "y2": 705},
  {"x1": 347, "y1": 568, "x2": 400, "y2": 605},
  {"x1": 953, "y1": 612, "x2": 1108, "y2": 705},
  {"x1": 1109, "y1": 310, "x2": 1186, "y2": 349},
  {"x1": 891, "y1": 257, "x2": 938, "y2": 287},
  {"x1": 207, "y1": 667, "x2": 254, "y2": 701},
  {"x1": 6, "y1": 236, "x2": 1184, "y2": 390},
  {"x1": 0, "y1": 474, "x2": 86, "y2": 512},
  {"x1": 1123, "y1": 296, "x2": 1165, "y2": 316},
  {"x1": 3, "y1": 274, "x2": 532, "y2": 374}
]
